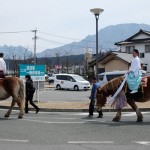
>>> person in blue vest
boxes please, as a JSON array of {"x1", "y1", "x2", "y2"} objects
[
  {"x1": 127, "y1": 49, "x2": 142, "y2": 94},
  {"x1": 89, "y1": 76, "x2": 103, "y2": 118}
]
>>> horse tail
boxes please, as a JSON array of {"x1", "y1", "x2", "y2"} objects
[{"x1": 18, "y1": 78, "x2": 25, "y2": 110}]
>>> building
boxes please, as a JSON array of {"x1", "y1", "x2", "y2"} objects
[
  {"x1": 88, "y1": 51, "x2": 140, "y2": 74},
  {"x1": 115, "y1": 29, "x2": 150, "y2": 72},
  {"x1": 89, "y1": 29, "x2": 149, "y2": 74}
]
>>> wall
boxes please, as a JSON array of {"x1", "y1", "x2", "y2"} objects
[
  {"x1": 121, "y1": 43, "x2": 150, "y2": 72},
  {"x1": 105, "y1": 59, "x2": 128, "y2": 72}
]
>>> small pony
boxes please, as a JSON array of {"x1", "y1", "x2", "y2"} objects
[
  {"x1": 96, "y1": 76, "x2": 150, "y2": 122},
  {"x1": 0, "y1": 77, "x2": 25, "y2": 118}
]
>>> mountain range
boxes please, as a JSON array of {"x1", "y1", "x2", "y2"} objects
[{"x1": 1, "y1": 23, "x2": 150, "y2": 59}]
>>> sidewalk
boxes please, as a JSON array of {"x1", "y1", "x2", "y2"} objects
[{"x1": 1, "y1": 100, "x2": 150, "y2": 112}]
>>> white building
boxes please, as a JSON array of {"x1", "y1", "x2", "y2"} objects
[{"x1": 115, "y1": 29, "x2": 150, "y2": 72}]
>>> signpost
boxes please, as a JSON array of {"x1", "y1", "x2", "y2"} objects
[{"x1": 19, "y1": 64, "x2": 45, "y2": 102}]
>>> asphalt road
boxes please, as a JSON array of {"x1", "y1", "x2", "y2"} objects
[
  {"x1": 0, "y1": 109, "x2": 150, "y2": 150},
  {"x1": 35, "y1": 88, "x2": 91, "y2": 102}
]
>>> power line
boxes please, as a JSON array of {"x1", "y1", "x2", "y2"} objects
[
  {"x1": 38, "y1": 36, "x2": 96, "y2": 49},
  {"x1": 38, "y1": 30, "x2": 116, "y2": 44},
  {"x1": 38, "y1": 31, "x2": 82, "y2": 41},
  {"x1": 0, "y1": 30, "x2": 31, "y2": 34}
]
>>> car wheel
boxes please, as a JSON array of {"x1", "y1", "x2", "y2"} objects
[
  {"x1": 56, "y1": 84, "x2": 61, "y2": 90},
  {"x1": 74, "y1": 85, "x2": 79, "y2": 91}
]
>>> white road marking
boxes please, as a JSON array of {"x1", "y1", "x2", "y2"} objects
[
  {"x1": 22, "y1": 118, "x2": 107, "y2": 124},
  {"x1": 122, "y1": 112, "x2": 150, "y2": 117},
  {"x1": 22, "y1": 119, "x2": 85, "y2": 124},
  {"x1": 122, "y1": 112, "x2": 136, "y2": 116},
  {"x1": 68, "y1": 141, "x2": 114, "y2": 144},
  {"x1": 133, "y1": 141, "x2": 150, "y2": 145},
  {"x1": 0, "y1": 139, "x2": 29, "y2": 143},
  {"x1": 23, "y1": 117, "x2": 77, "y2": 120}
]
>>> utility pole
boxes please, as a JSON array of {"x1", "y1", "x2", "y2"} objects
[{"x1": 32, "y1": 29, "x2": 37, "y2": 65}]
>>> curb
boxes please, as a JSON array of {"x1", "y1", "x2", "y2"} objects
[{"x1": 1, "y1": 106, "x2": 150, "y2": 112}]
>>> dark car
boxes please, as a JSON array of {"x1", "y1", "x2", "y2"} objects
[{"x1": 47, "y1": 74, "x2": 55, "y2": 84}]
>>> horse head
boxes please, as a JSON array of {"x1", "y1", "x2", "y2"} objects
[{"x1": 96, "y1": 76, "x2": 124, "y2": 109}]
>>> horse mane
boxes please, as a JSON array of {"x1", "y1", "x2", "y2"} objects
[
  {"x1": 96, "y1": 76, "x2": 124, "y2": 107},
  {"x1": 99, "y1": 76, "x2": 124, "y2": 97}
]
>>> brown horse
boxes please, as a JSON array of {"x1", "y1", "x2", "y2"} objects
[
  {"x1": 0, "y1": 77, "x2": 25, "y2": 118},
  {"x1": 96, "y1": 76, "x2": 150, "y2": 122}
]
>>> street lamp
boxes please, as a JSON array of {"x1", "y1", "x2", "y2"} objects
[{"x1": 90, "y1": 8, "x2": 104, "y2": 81}]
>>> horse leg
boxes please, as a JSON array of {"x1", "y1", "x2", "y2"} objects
[
  {"x1": 4, "y1": 100, "x2": 16, "y2": 118},
  {"x1": 127, "y1": 100, "x2": 143, "y2": 122},
  {"x1": 112, "y1": 109, "x2": 122, "y2": 122},
  {"x1": 16, "y1": 98, "x2": 24, "y2": 119}
]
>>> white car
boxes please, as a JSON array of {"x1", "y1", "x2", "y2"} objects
[
  {"x1": 53, "y1": 74, "x2": 91, "y2": 91},
  {"x1": 98, "y1": 70, "x2": 147, "y2": 86}
]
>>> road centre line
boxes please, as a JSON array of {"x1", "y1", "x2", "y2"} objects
[
  {"x1": 0, "y1": 139, "x2": 29, "y2": 143},
  {"x1": 68, "y1": 141, "x2": 114, "y2": 144}
]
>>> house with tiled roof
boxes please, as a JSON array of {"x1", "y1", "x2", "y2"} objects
[
  {"x1": 115, "y1": 29, "x2": 150, "y2": 72},
  {"x1": 88, "y1": 29, "x2": 149, "y2": 75},
  {"x1": 88, "y1": 51, "x2": 144, "y2": 73}
]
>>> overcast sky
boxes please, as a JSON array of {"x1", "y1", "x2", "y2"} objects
[{"x1": 0, "y1": 0, "x2": 150, "y2": 53}]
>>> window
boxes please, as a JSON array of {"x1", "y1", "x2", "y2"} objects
[
  {"x1": 106, "y1": 74, "x2": 124, "y2": 82},
  {"x1": 126, "y1": 46, "x2": 135, "y2": 54},
  {"x1": 68, "y1": 76, "x2": 76, "y2": 82},
  {"x1": 145, "y1": 45, "x2": 150, "y2": 53},
  {"x1": 140, "y1": 53, "x2": 145, "y2": 58},
  {"x1": 56, "y1": 75, "x2": 68, "y2": 80},
  {"x1": 99, "y1": 75, "x2": 104, "y2": 81},
  {"x1": 143, "y1": 66, "x2": 147, "y2": 71}
]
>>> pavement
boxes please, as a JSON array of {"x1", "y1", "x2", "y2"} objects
[{"x1": 1, "y1": 84, "x2": 150, "y2": 112}]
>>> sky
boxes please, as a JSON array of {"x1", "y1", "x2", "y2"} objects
[{"x1": 0, "y1": 0, "x2": 150, "y2": 53}]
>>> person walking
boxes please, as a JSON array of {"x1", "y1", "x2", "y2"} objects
[
  {"x1": 89, "y1": 76, "x2": 103, "y2": 118},
  {"x1": 127, "y1": 49, "x2": 142, "y2": 94},
  {"x1": 0, "y1": 53, "x2": 7, "y2": 78},
  {"x1": 25, "y1": 74, "x2": 40, "y2": 113}
]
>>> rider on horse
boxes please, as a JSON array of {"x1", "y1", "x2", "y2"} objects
[
  {"x1": 127, "y1": 49, "x2": 142, "y2": 94},
  {"x1": 0, "y1": 53, "x2": 7, "y2": 78}
]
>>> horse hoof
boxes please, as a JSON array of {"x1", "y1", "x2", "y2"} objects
[
  {"x1": 112, "y1": 118, "x2": 120, "y2": 122},
  {"x1": 4, "y1": 114, "x2": 9, "y2": 118},
  {"x1": 136, "y1": 118, "x2": 143, "y2": 122},
  {"x1": 18, "y1": 115, "x2": 23, "y2": 119}
]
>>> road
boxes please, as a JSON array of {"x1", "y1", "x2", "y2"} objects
[{"x1": 0, "y1": 109, "x2": 150, "y2": 150}]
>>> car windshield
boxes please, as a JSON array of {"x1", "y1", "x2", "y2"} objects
[{"x1": 72, "y1": 75, "x2": 86, "y2": 81}]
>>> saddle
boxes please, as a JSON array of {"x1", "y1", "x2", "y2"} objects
[{"x1": 125, "y1": 76, "x2": 148, "y2": 100}]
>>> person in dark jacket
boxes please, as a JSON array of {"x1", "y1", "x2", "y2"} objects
[
  {"x1": 89, "y1": 76, "x2": 103, "y2": 118},
  {"x1": 25, "y1": 74, "x2": 40, "y2": 113}
]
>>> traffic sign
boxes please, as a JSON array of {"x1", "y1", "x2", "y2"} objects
[{"x1": 19, "y1": 64, "x2": 45, "y2": 81}]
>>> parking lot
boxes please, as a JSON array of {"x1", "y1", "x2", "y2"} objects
[{"x1": 37, "y1": 87, "x2": 91, "y2": 103}]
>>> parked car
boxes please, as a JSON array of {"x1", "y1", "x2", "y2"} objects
[
  {"x1": 98, "y1": 70, "x2": 147, "y2": 86},
  {"x1": 47, "y1": 74, "x2": 55, "y2": 84},
  {"x1": 53, "y1": 74, "x2": 91, "y2": 91}
]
